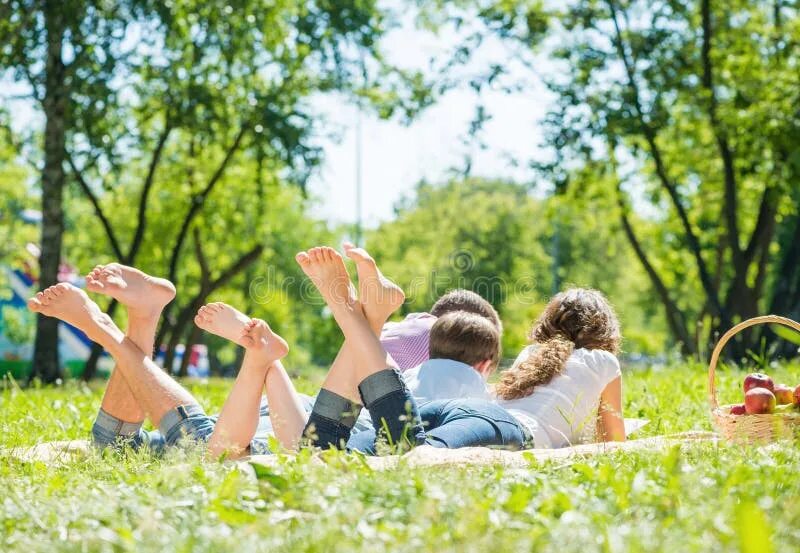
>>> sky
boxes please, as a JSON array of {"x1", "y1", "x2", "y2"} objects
[
  {"x1": 2, "y1": 6, "x2": 555, "y2": 230},
  {"x1": 301, "y1": 12, "x2": 553, "y2": 228}
]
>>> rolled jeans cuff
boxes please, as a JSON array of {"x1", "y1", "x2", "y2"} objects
[
  {"x1": 91, "y1": 408, "x2": 144, "y2": 448},
  {"x1": 304, "y1": 389, "x2": 362, "y2": 449},
  {"x1": 158, "y1": 404, "x2": 215, "y2": 446},
  {"x1": 357, "y1": 368, "x2": 406, "y2": 407},
  {"x1": 358, "y1": 369, "x2": 424, "y2": 448}
]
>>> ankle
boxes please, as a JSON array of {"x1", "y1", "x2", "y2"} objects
[{"x1": 90, "y1": 317, "x2": 125, "y2": 350}]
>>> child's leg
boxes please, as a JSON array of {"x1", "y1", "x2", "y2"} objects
[
  {"x1": 29, "y1": 284, "x2": 210, "y2": 445},
  {"x1": 264, "y1": 360, "x2": 309, "y2": 449},
  {"x1": 84, "y1": 264, "x2": 175, "y2": 445},
  {"x1": 195, "y1": 302, "x2": 309, "y2": 451},
  {"x1": 206, "y1": 319, "x2": 288, "y2": 459},
  {"x1": 314, "y1": 243, "x2": 405, "y2": 402},
  {"x1": 297, "y1": 247, "x2": 424, "y2": 449}
]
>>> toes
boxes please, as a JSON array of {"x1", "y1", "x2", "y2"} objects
[
  {"x1": 295, "y1": 252, "x2": 310, "y2": 266},
  {"x1": 324, "y1": 247, "x2": 341, "y2": 262},
  {"x1": 27, "y1": 297, "x2": 42, "y2": 312}
]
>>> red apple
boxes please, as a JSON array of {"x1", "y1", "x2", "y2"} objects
[
  {"x1": 794, "y1": 384, "x2": 800, "y2": 406},
  {"x1": 774, "y1": 384, "x2": 794, "y2": 405},
  {"x1": 743, "y1": 373, "x2": 774, "y2": 393},
  {"x1": 729, "y1": 403, "x2": 746, "y2": 415},
  {"x1": 744, "y1": 387, "x2": 776, "y2": 414}
]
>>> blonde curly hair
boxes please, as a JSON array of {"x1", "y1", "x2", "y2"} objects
[{"x1": 495, "y1": 288, "x2": 621, "y2": 400}]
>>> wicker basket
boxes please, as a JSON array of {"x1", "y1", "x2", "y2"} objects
[{"x1": 709, "y1": 315, "x2": 800, "y2": 443}]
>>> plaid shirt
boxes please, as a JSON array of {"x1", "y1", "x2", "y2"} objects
[{"x1": 379, "y1": 312, "x2": 437, "y2": 371}]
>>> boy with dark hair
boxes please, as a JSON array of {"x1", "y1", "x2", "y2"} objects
[
  {"x1": 386, "y1": 311, "x2": 499, "y2": 404},
  {"x1": 346, "y1": 310, "x2": 501, "y2": 453},
  {"x1": 382, "y1": 288, "x2": 502, "y2": 370}
]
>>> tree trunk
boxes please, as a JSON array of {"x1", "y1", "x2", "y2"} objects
[
  {"x1": 31, "y1": 2, "x2": 68, "y2": 383},
  {"x1": 768, "y1": 209, "x2": 800, "y2": 357}
]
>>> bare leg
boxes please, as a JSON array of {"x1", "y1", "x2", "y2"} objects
[
  {"x1": 85, "y1": 264, "x2": 176, "y2": 423},
  {"x1": 264, "y1": 360, "x2": 309, "y2": 449},
  {"x1": 206, "y1": 319, "x2": 288, "y2": 459},
  {"x1": 297, "y1": 247, "x2": 422, "y2": 450},
  {"x1": 296, "y1": 247, "x2": 393, "y2": 381},
  {"x1": 308, "y1": 244, "x2": 405, "y2": 405},
  {"x1": 195, "y1": 302, "x2": 308, "y2": 451},
  {"x1": 30, "y1": 281, "x2": 197, "y2": 427}
]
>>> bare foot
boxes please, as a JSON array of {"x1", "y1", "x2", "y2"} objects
[
  {"x1": 85, "y1": 263, "x2": 176, "y2": 320},
  {"x1": 240, "y1": 319, "x2": 289, "y2": 364},
  {"x1": 295, "y1": 247, "x2": 357, "y2": 311},
  {"x1": 194, "y1": 302, "x2": 252, "y2": 347},
  {"x1": 27, "y1": 283, "x2": 121, "y2": 345},
  {"x1": 343, "y1": 242, "x2": 405, "y2": 327}
]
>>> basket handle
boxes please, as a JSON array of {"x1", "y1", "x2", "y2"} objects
[{"x1": 708, "y1": 315, "x2": 800, "y2": 410}]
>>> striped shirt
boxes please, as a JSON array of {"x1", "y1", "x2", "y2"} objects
[{"x1": 380, "y1": 312, "x2": 437, "y2": 371}]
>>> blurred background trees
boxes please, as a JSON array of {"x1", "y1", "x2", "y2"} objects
[
  {"x1": 0, "y1": 0, "x2": 798, "y2": 382},
  {"x1": 0, "y1": 0, "x2": 430, "y2": 381},
  {"x1": 420, "y1": 0, "x2": 800, "y2": 357}
]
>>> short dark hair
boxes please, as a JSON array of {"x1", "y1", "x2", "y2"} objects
[
  {"x1": 429, "y1": 311, "x2": 501, "y2": 369},
  {"x1": 430, "y1": 289, "x2": 502, "y2": 334}
]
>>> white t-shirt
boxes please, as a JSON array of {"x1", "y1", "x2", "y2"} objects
[
  {"x1": 402, "y1": 358, "x2": 491, "y2": 403},
  {"x1": 496, "y1": 345, "x2": 622, "y2": 449}
]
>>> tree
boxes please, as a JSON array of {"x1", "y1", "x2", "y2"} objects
[
  {"x1": 0, "y1": 1, "x2": 431, "y2": 381},
  {"x1": 424, "y1": 0, "x2": 800, "y2": 357},
  {"x1": 366, "y1": 179, "x2": 663, "y2": 356}
]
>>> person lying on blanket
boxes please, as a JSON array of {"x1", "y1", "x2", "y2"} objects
[
  {"x1": 190, "y1": 244, "x2": 503, "y2": 454},
  {"x1": 24, "y1": 245, "x2": 499, "y2": 459},
  {"x1": 285, "y1": 246, "x2": 625, "y2": 453},
  {"x1": 26, "y1": 264, "x2": 298, "y2": 457},
  {"x1": 245, "y1": 275, "x2": 504, "y2": 434}
]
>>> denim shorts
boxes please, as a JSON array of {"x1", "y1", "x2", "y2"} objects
[{"x1": 91, "y1": 404, "x2": 271, "y2": 455}]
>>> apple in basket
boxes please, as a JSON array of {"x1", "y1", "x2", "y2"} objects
[
  {"x1": 794, "y1": 384, "x2": 800, "y2": 406},
  {"x1": 743, "y1": 373, "x2": 774, "y2": 393},
  {"x1": 729, "y1": 403, "x2": 746, "y2": 415},
  {"x1": 744, "y1": 387, "x2": 776, "y2": 415},
  {"x1": 774, "y1": 384, "x2": 794, "y2": 405}
]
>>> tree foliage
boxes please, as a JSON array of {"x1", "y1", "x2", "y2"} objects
[
  {"x1": 423, "y1": 0, "x2": 800, "y2": 357},
  {"x1": 0, "y1": 0, "x2": 431, "y2": 380},
  {"x1": 367, "y1": 179, "x2": 666, "y2": 357}
]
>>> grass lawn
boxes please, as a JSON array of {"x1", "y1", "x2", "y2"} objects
[{"x1": 2, "y1": 361, "x2": 800, "y2": 552}]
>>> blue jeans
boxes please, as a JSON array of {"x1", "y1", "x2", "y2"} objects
[
  {"x1": 346, "y1": 398, "x2": 529, "y2": 455},
  {"x1": 91, "y1": 403, "x2": 273, "y2": 455},
  {"x1": 304, "y1": 369, "x2": 425, "y2": 450},
  {"x1": 304, "y1": 369, "x2": 529, "y2": 455}
]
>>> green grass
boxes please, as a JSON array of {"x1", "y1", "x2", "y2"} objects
[{"x1": 2, "y1": 362, "x2": 800, "y2": 552}]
